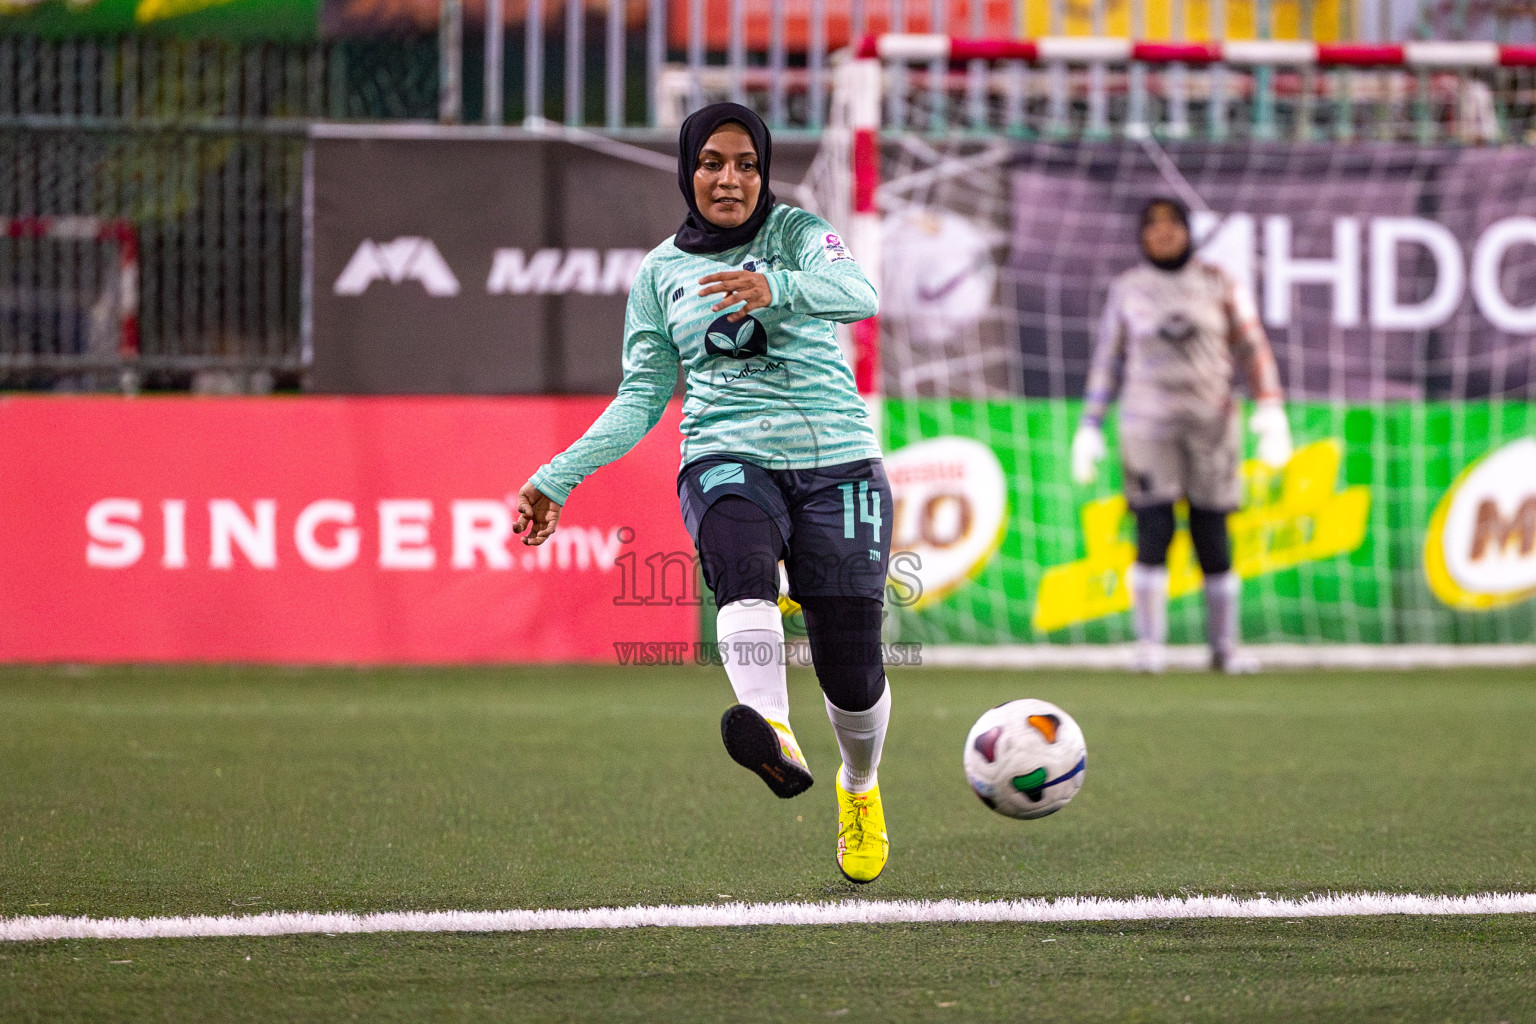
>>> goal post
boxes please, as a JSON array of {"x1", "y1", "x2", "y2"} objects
[
  {"x1": 813, "y1": 37, "x2": 1536, "y2": 666},
  {"x1": 0, "y1": 215, "x2": 140, "y2": 377}
]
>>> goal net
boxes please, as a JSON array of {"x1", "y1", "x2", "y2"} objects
[{"x1": 805, "y1": 40, "x2": 1536, "y2": 658}]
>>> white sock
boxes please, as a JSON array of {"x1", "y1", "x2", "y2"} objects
[
  {"x1": 717, "y1": 599, "x2": 789, "y2": 725},
  {"x1": 1130, "y1": 563, "x2": 1169, "y2": 646},
  {"x1": 825, "y1": 682, "x2": 891, "y2": 794},
  {"x1": 1203, "y1": 571, "x2": 1241, "y2": 658}
]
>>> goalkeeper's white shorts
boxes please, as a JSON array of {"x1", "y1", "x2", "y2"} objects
[{"x1": 1120, "y1": 412, "x2": 1242, "y2": 513}]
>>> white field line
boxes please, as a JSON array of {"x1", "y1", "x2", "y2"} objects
[
  {"x1": 913, "y1": 643, "x2": 1536, "y2": 671},
  {"x1": 5, "y1": 893, "x2": 1536, "y2": 943}
]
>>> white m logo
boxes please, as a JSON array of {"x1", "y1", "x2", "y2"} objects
[{"x1": 334, "y1": 237, "x2": 461, "y2": 297}]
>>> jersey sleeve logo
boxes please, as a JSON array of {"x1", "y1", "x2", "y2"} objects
[
  {"x1": 704, "y1": 312, "x2": 768, "y2": 359},
  {"x1": 822, "y1": 233, "x2": 853, "y2": 264}
]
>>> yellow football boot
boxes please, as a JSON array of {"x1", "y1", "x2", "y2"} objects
[
  {"x1": 835, "y1": 776, "x2": 889, "y2": 884},
  {"x1": 721, "y1": 704, "x2": 813, "y2": 798}
]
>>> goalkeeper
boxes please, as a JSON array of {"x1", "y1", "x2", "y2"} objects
[
  {"x1": 1071, "y1": 198, "x2": 1292, "y2": 674},
  {"x1": 514, "y1": 103, "x2": 894, "y2": 884}
]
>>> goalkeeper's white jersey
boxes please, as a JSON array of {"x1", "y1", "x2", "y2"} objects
[{"x1": 1084, "y1": 259, "x2": 1282, "y2": 437}]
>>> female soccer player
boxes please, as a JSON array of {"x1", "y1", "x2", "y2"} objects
[
  {"x1": 1071, "y1": 198, "x2": 1293, "y2": 674},
  {"x1": 513, "y1": 103, "x2": 893, "y2": 883}
]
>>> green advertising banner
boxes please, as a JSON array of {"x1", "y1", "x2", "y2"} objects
[
  {"x1": 0, "y1": 0, "x2": 319, "y2": 40},
  {"x1": 881, "y1": 399, "x2": 1536, "y2": 647}
]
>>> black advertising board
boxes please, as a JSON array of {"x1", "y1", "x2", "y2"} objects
[{"x1": 309, "y1": 128, "x2": 817, "y2": 394}]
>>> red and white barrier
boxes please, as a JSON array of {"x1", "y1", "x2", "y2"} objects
[
  {"x1": 857, "y1": 33, "x2": 1536, "y2": 68},
  {"x1": 0, "y1": 216, "x2": 139, "y2": 358}
]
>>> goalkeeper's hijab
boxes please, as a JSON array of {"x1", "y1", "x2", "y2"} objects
[
  {"x1": 1140, "y1": 197, "x2": 1194, "y2": 272},
  {"x1": 674, "y1": 102, "x2": 777, "y2": 255}
]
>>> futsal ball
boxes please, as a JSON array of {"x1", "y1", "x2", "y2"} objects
[{"x1": 963, "y1": 699, "x2": 1087, "y2": 819}]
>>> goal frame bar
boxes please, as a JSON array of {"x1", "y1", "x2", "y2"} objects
[{"x1": 856, "y1": 34, "x2": 1536, "y2": 69}]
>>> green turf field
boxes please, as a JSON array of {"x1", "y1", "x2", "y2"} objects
[{"x1": 1, "y1": 664, "x2": 1533, "y2": 1022}]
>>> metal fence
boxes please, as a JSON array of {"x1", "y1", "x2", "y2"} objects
[
  {"x1": 6, "y1": 0, "x2": 1536, "y2": 389},
  {"x1": 0, "y1": 37, "x2": 436, "y2": 390}
]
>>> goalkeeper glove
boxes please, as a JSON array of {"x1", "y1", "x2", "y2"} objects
[
  {"x1": 1071, "y1": 422, "x2": 1106, "y2": 485},
  {"x1": 1249, "y1": 399, "x2": 1293, "y2": 470}
]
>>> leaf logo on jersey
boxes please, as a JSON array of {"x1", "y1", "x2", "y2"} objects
[
  {"x1": 704, "y1": 312, "x2": 768, "y2": 360},
  {"x1": 1157, "y1": 312, "x2": 1198, "y2": 345}
]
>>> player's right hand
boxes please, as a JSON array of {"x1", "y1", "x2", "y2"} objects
[
  {"x1": 1071, "y1": 423, "x2": 1106, "y2": 486},
  {"x1": 514, "y1": 482, "x2": 562, "y2": 546},
  {"x1": 1249, "y1": 400, "x2": 1294, "y2": 470}
]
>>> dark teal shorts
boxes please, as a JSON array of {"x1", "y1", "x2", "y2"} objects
[{"x1": 677, "y1": 455, "x2": 893, "y2": 601}]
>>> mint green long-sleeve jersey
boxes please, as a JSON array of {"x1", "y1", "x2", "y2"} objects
[{"x1": 528, "y1": 204, "x2": 880, "y2": 505}]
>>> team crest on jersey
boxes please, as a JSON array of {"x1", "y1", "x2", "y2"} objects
[
  {"x1": 705, "y1": 312, "x2": 768, "y2": 360},
  {"x1": 1157, "y1": 312, "x2": 1198, "y2": 345}
]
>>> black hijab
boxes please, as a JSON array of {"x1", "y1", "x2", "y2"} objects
[
  {"x1": 1140, "y1": 197, "x2": 1194, "y2": 272},
  {"x1": 674, "y1": 102, "x2": 776, "y2": 255}
]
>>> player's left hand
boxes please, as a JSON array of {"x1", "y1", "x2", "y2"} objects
[
  {"x1": 1249, "y1": 399, "x2": 1293, "y2": 469},
  {"x1": 514, "y1": 482, "x2": 562, "y2": 546},
  {"x1": 698, "y1": 271, "x2": 771, "y2": 322}
]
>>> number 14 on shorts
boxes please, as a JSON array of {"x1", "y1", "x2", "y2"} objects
[{"x1": 839, "y1": 480, "x2": 883, "y2": 560}]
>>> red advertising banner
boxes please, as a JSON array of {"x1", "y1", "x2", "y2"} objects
[{"x1": 0, "y1": 397, "x2": 698, "y2": 664}]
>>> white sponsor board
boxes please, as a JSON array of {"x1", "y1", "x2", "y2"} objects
[
  {"x1": 1425, "y1": 436, "x2": 1536, "y2": 610},
  {"x1": 886, "y1": 436, "x2": 1008, "y2": 609}
]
